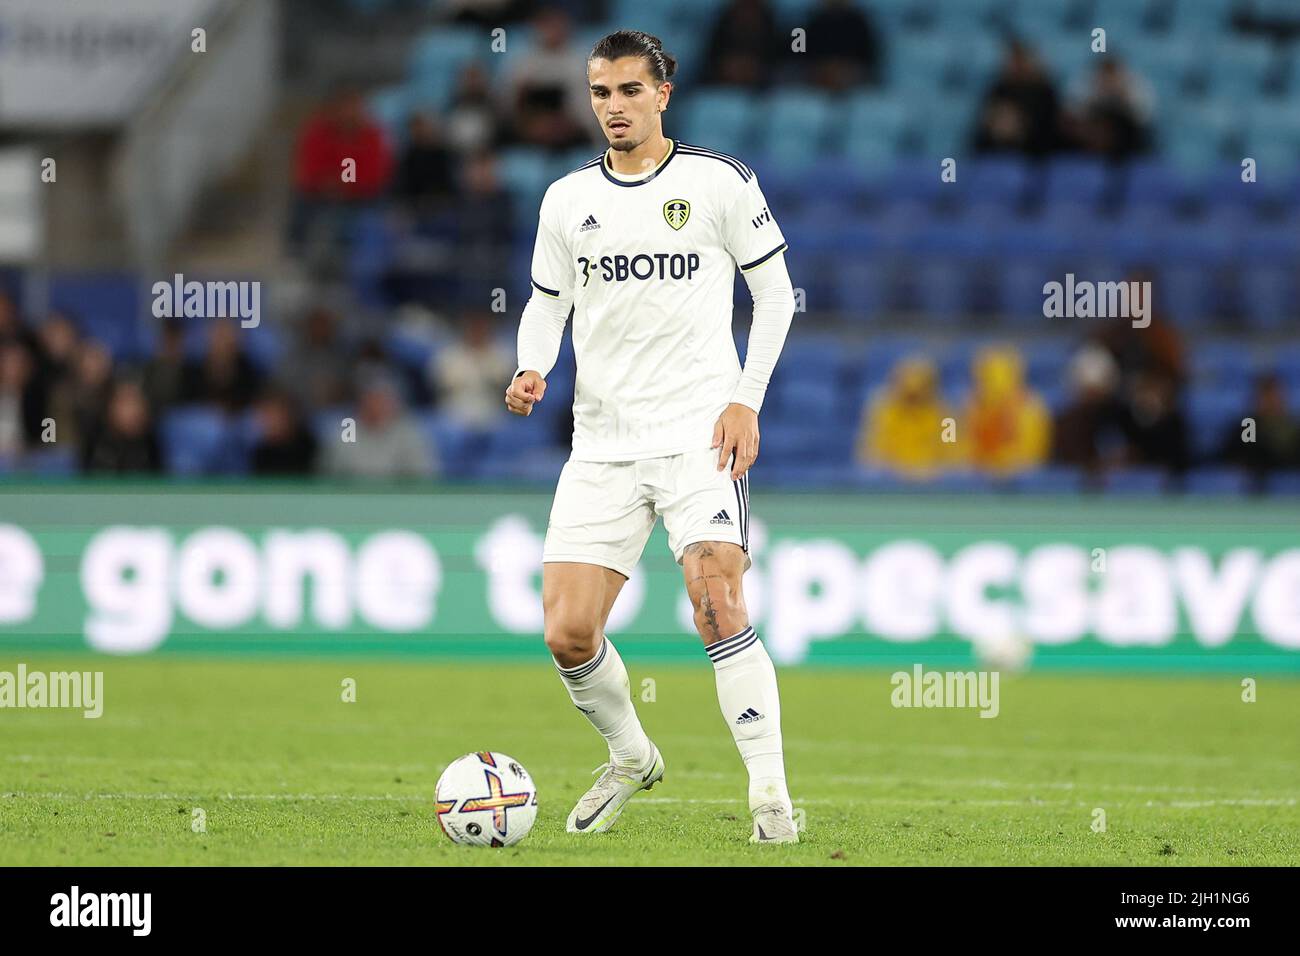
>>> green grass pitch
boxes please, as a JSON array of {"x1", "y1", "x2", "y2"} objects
[{"x1": 1, "y1": 655, "x2": 1296, "y2": 866}]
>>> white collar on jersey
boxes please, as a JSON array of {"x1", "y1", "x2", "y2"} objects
[{"x1": 601, "y1": 138, "x2": 677, "y2": 186}]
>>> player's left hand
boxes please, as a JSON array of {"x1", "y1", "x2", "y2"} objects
[{"x1": 712, "y1": 403, "x2": 759, "y2": 480}]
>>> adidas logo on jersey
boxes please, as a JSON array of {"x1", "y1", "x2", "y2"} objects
[
  {"x1": 709, "y1": 509, "x2": 733, "y2": 525},
  {"x1": 736, "y1": 707, "x2": 764, "y2": 724},
  {"x1": 579, "y1": 214, "x2": 600, "y2": 232}
]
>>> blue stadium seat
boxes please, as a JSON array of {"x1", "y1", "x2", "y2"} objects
[
  {"x1": 407, "y1": 29, "x2": 485, "y2": 109},
  {"x1": 1120, "y1": 159, "x2": 1196, "y2": 209},
  {"x1": 497, "y1": 147, "x2": 551, "y2": 199},
  {"x1": 1124, "y1": 38, "x2": 1196, "y2": 100},
  {"x1": 22, "y1": 447, "x2": 77, "y2": 478},
  {"x1": 762, "y1": 90, "x2": 834, "y2": 169},
  {"x1": 488, "y1": 446, "x2": 568, "y2": 485},
  {"x1": 1037, "y1": 35, "x2": 1098, "y2": 87},
  {"x1": 678, "y1": 89, "x2": 759, "y2": 154},
  {"x1": 1187, "y1": 389, "x2": 1246, "y2": 460},
  {"x1": 1237, "y1": 263, "x2": 1299, "y2": 330},
  {"x1": 1044, "y1": 157, "x2": 1116, "y2": 205},
  {"x1": 832, "y1": 260, "x2": 889, "y2": 322},
  {"x1": 1206, "y1": 39, "x2": 1278, "y2": 101},
  {"x1": 761, "y1": 422, "x2": 842, "y2": 467},
  {"x1": 486, "y1": 416, "x2": 557, "y2": 457},
  {"x1": 1185, "y1": 467, "x2": 1250, "y2": 495},
  {"x1": 419, "y1": 411, "x2": 489, "y2": 479},
  {"x1": 888, "y1": 32, "x2": 953, "y2": 93},
  {"x1": 1189, "y1": 342, "x2": 1256, "y2": 389},
  {"x1": 1010, "y1": 465, "x2": 1085, "y2": 494},
  {"x1": 845, "y1": 94, "x2": 909, "y2": 163},
  {"x1": 962, "y1": 157, "x2": 1031, "y2": 204},
  {"x1": 1104, "y1": 467, "x2": 1169, "y2": 494},
  {"x1": 1265, "y1": 471, "x2": 1300, "y2": 495},
  {"x1": 49, "y1": 274, "x2": 142, "y2": 360},
  {"x1": 160, "y1": 407, "x2": 235, "y2": 476},
  {"x1": 931, "y1": 0, "x2": 1009, "y2": 32},
  {"x1": 1090, "y1": 0, "x2": 1151, "y2": 37},
  {"x1": 1168, "y1": 0, "x2": 1237, "y2": 36},
  {"x1": 1010, "y1": 0, "x2": 1075, "y2": 41}
]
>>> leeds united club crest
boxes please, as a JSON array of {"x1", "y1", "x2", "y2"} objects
[{"x1": 663, "y1": 199, "x2": 690, "y2": 230}]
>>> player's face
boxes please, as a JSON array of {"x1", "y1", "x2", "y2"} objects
[{"x1": 587, "y1": 56, "x2": 670, "y2": 152}]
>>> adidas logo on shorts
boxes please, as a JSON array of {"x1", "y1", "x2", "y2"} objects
[{"x1": 709, "y1": 509, "x2": 733, "y2": 525}]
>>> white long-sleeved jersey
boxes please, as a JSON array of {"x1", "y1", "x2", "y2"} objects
[{"x1": 515, "y1": 139, "x2": 794, "y2": 462}]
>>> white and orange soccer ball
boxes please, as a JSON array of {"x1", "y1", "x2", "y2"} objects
[{"x1": 435, "y1": 751, "x2": 538, "y2": 847}]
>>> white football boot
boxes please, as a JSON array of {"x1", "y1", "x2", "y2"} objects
[
  {"x1": 750, "y1": 803, "x2": 799, "y2": 844},
  {"x1": 566, "y1": 744, "x2": 665, "y2": 834}
]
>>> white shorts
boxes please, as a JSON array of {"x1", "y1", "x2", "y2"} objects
[{"x1": 542, "y1": 446, "x2": 751, "y2": 578}]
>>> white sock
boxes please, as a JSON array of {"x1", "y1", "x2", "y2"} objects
[
  {"x1": 708, "y1": 626, "x2": 791, "y2": 812},
  {"x1": 554, "y1": 637, "x2": 653, "y2": 771}
]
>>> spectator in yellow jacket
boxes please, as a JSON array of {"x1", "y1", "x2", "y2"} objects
[
  {"x1": 962, "y1": 344, "x2": 1051, "y2": 476},
  {"x1": 857, "y1": 355, "x2": 957, "y2": 480}
]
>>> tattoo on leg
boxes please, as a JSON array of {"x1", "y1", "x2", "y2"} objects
[{"x1": 697, "y1": 589, "x2": 721, "y2": 641}]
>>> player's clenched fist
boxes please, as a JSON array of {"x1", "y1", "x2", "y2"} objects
[
  {"x1": 712, "y1": 402, "x2": 760, "y2": 480},
  {"x1": 505, "y1": 370, "x2": 547, "y2": 416}
]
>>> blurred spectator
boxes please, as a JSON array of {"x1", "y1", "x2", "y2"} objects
[
  {"x1": 1218, "y1": 373, "x2": 1299, "y2": 481},
  {"x1": 80, "y1": 379, "x2": 161, "y2": 474},
  {"x1": 290, "y1": 86, "x2": 394, "y2": 258},
  {"x1": 139, "y1": 318, "x2": 188, "y2": 413},
  {"x1": 0, "y1": 342, "x2": 44, "y2": 459},
  {"x1": 33, "y1": 312, "x2": 80, "y2": 429},
  {"x1": 802, "y1": 0, "x2": 882, "y2": 90},
  {"x1": 322, "y1": 377, "x2": 437, "y2": 479},
  {"x1": 1053, "y1": 344, "x2": 1128, "y2": 473},
  {"x1": 294, "y1": 86, "x2": 394, "y2": 200},
  {"x1": 67, "y1": 340, "x2": 115, "y2": 449},
  {"x1": 1067, "y1": 58, "x2": 1154, "y2": 160},
  {"x1": 962, "y1": 345, "x2": 1051, "y2": 476},
  {"x1": 395, "y1": 113, "x2": 456, "y2": 213},
  {"x1": 446, "y1": 63, "x2": 503, "y2": 155},
  {"x1": 352, "y1": 338, "x2": 398, "y2": 396},
  {"x1": 508, "y1": 8, "x2": 595, "y2": 151},
  {"x1": 448, "y1": 0, "x2": 534, "y2": 29},
  {"x1": 1095, "y1": 273, "x2": 1187, "y2": 387},
  {"x1": 973, "y1": 41, "x2": 1063, "y2": 157},
  {"x1": 277, "y1": 307, "x2": 352, "y2": 409},
  {"x1": 430, "y1": 311, "x2": 515, "y2": 430},
  {"x1": 452, "y1": 153, "x2": 515, "y2": 305},
  {"x1": 0, "y1": 291, "x2": 37, "y2": 352},
  {"x1": 182, "y1": 321, "x2": 263, "y2": 412},
  {"x1": 857, "y1": 356, "x2": 956, "y2": 479},
  {"x1": 703, "y1": 0, "x2": 783, "y2": 89},
  {"x1": 251, "y1": 389, "x2": 319, "y2": 476},
  {"x1": 1122, "y1": 368, "x2": 1189, "y2": 474}
]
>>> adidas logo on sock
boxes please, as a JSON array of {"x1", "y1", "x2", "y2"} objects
[
  {"x1": 735, "y1": 707, "x2": 764, "y2": 724},
  {"x1": 579, "y1": 214, "x2": 600, "y2": 232},
  {"x1": 709, "y1": 509, "x2": 733, "y2": 525}
]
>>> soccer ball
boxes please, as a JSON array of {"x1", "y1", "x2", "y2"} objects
[
  {"x1": 972, "y1": 630, "x2": 1034, "y2": 673},
  {"x1": 435, "y1": 751, "x2": 538, "y2": 847}
]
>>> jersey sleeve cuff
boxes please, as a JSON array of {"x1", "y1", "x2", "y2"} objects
[{"x1": 738, "y1": 242, "x2": 788, "y2": 273}]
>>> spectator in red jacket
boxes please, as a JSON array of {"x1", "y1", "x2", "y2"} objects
[
  {"x1": 290, "y1": 86, "x2": 394, "y2": 266},
  {"x1": 294, "y1": 86, "x2": 393, "y2": 199}
]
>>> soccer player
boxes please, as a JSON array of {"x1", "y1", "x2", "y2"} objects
[{"x1": 505, "y1": 30, "x2": 797, "y2": 843}]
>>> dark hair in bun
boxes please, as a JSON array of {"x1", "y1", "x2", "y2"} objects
[{"x1": 589, "y1": 30, "x2": 677, "y2": 84}]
